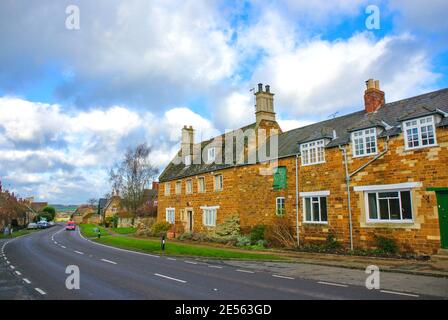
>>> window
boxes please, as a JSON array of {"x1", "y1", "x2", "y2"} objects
[
  {"x1": 214, "y1": 174, "x2": 223, "y2": 191},
  {"x1": 198, "y1": 177, "x2": 205, "y2": 193},
  {"x1": 185, "y1": 155, "x2": 191, "y2": 166},
  {"x1": 164, "y1": 183, "x2": 171, "y2": 196},
  {"x1": 352, "y1": 128, "x2": 377, "y2": 157},
  {"x1": 201, "y1": 206, "x2": 218, "y2": 227},
  {"x1": 273, "y1": 167, "x2": 287, "y2": 190},
  {"x1": 208, "y1": 147, "x2": 216, "y2": 162},
  {"x1": 276, "y1": 197, "x2": 285, "y2": 215},
  {"x1": 366, "y1": 190, "x2": 413, "y2": 222},
  {"x1": 186, "y1": 179, "x2": 192, "y2": 194},
  {"x1": 300, "y1": 140, "x2": 325, "y2": 165},
  {"x1": 175, "y1": 181, "x2": 182, "y2": 195},
  {"x1": 302, "y1": 196, "x2": 328, "y2": 223},
  {"x1": 166, "y1": 208, "x2": 175, "y2": 224},
  {"x1": 404, "y1": 116, "x2": 437, "y2": 149}
]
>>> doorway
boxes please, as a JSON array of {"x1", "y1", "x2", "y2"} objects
[
  {"x1": 435, "y1": 191, "x2": 448, "y2": 249},
  {"x1": 187, "y1": 210, "x2": 193, "y2": 232}
]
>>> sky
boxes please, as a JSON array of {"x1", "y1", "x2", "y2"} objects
[{"x1": 0, "y1": 0, "x2": 447, "y2": 204}]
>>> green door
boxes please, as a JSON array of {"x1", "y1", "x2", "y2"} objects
[{"x1": 436, "y1": 192, "x2": 448, "y2": 249}]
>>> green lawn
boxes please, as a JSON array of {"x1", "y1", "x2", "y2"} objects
[
  {"x1": 0, "y1": 228, "x2": 39, "y2": 239},
  {"x1": 95, "y1": 235, "x2": 285, "y2": 261},
  {"x1": 111, "y1": 227, "x2": 136, "y2": 235},
  {"x1": 79, "y1": 224, "x2": 110, "y2": 237}
]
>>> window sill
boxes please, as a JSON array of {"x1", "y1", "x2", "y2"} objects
[
  {"x1": 301, "y1": 161, "x2": 326, "y2": 167},
  {"x1": 303, "y1": 221, "x2": 328, "y2": 225},
  {"x1": 352, "y1": 152, "x2": 378, "y2": 159},
  {"x1": 366, "y1": 220, "x2": 414, "y2": 224},
  {"x1": 404, "y1": 144, "x2": 438, "y2": 151}
]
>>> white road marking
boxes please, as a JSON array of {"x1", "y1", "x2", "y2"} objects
[
  {"x1": 167, "y1": 257, "x2": 177, "y2": 261},
  {"x1": 208, "y1": 265, "x2": 223, "y2": 269},
  {"x1": 318, "y1": 281, "x2": 348, "y2": 288},
  {"x1": 54, "y1": 241, "x2": 58, "y2": 245},
  {"x1": 184, "y1": 260, "x2": 198, "y2": 265},
  {"x1": 6, "y1": 260, "x2": 10, "y2": 264},
  {"x1": 15, "y1": 271, "x2": 21, "y2": 276},
  {"x1": 23, "y1": 278, "x2": 31, "y2": 284},
  {"x1": 74, "y1": 250, "x2": 84, "y2": 255},
  {"x1": 273, "y1": 274, "x2": 294, "y2": 280},
  {"x1": 380, "y1": 290, "x2": 419, "y2": 297},
  {"x1": 61, "y1": 245, "x2": 66, "y2": 249},
  {"x1": 35, "y1": 288, "x2": 46, "y2": 295},
  {"x1": 154, "y1": 273, "x2": 187, "y2": 283},
  {"x1": 10, "y1": 265, "x2": 15, "y2": 269},
  {"x1": 101, "y1": 259, "x2": 117, "y2": 265},
  {"x1": 236, "y1": 269, "x2": 255, "y2": 274}
]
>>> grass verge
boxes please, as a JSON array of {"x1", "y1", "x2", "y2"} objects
[
  {"x1": 79, "y1": 224, "x2": 285, "y2": 261},
  {"x1": 0, "y1": 228, "x2": 39, "y2": 239},
  {"x1": 79, "y1": 224, "x2": 110, "y2": 237},
  {"x1": 111, "y1": 227, "x2": 136, "y2": 235}
]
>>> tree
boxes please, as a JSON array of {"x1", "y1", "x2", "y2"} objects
[
  {"x1": 87, "y1": 198, "x2": 98, "y2": 209},
  {"x1": 109, "y1": 143, "x2": 158, "y2": 222},
  {"x1": 42, "y1": 206, "x2": 56, "y2": 221}
]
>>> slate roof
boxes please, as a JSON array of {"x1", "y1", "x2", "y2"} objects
[
  {"x1": 159, "y1": 88, "x2": 448, "y2": 182},
  {"x1": 98, "y1": 198, "x2": 108, "y2": 210}
]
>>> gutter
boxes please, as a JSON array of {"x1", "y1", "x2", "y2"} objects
[{"x1": 339, "y1": 136, "x2": 390, "y2": 251}]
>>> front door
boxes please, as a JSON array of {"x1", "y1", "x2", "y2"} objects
[
  {"x1": 436, "y1": 192, "x2": 448, "y2": 249},
  {"x1": 187, "y1": 211, "x2": 193, "y2": 232}
]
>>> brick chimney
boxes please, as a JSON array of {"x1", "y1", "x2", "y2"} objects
[
  {"x1": 152, "y1": 181, "x2": 159, "y2": 190},
  {"x1": 181, "y1": 125, "x2": 194, "y2": 157},
  {"x1": 255, "y1": 83, "x2": 276, "y2": 124},
  {"x1": 364, "y1": 79, "x2": 385, "y2": 113}
]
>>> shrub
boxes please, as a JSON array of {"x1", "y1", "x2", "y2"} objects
[
  {"x1": 106, "y1": 215, "x2": 118, "y2": 228},
  {"x1": 151, "y1": 221, "x2": 172, "y2": 237},
  {"x1": 236, "y1": 235, "x2": 251, "y2": 247},
  {"x1": 374, "y1": 235, "x2": 397, "y2": 254},
  {"x1": 324, "y1": 233, "x2": 342, "y2": 250},
  {"x1": 250, "y1": 225, "x2": 266, "y2": 244},
  {"x1": 265, "y1": 216, "x2": 296, "y2": 248},
  {"x1": 178, "y1": 232, "x2": 193, "y2": 241},
  {"x1": 209, "y1": 215, "x2": 240, "y2": 242}
]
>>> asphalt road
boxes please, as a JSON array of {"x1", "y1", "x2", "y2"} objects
[{"x1": 0, "y1": 225, "x2": 437, "y2": 300}]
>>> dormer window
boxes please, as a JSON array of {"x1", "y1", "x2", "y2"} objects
[
  {"x1": 300, "y1": 140, "x2": 325, "y2": 166},
  {"x1": 185, "y1": 155, "x2": 191, "y2": 166},
  {"x1": 208, "y1": 147, "x2": 216, "y2": 162},
  {"x1": 403, "y1": 116, "x2": 437, "y2": 150},
  {"x1": 352, "y1": 128, "x2": 377, "y2": 157}
]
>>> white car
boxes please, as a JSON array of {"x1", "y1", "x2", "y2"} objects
[{"x1": 27, "y1": 223, "x2": 38, "y2": 229}]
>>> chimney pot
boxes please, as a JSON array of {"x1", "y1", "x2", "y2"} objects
[
  {"x1": 258, "y1": 83, "x2": 263, "y2": 92},
  {"x1": 265, "y1": 85, "x2": 270, "y2": 93}
]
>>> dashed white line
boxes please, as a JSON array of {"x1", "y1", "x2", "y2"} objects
[
  {"x1": 6, "y1": 260, "x2": 10, "y2": 264},
  {"x1": 273, "y1": 274, "x2": 294, "y2": 280},
  {"x1": 184, "y1": 260, "x2": 198, "y2": 265},
  {"x1": 34, "y1": 288, "x2": 46, "y2": 295},
  {"x1": 318, "y1": 281, "x2": 348, "y2": 288},
  {"x1": 236, "y1": 269, "x2": 255, "y2": 274},
  {"x1": 208, "y1": 265, "x2": 223, "y2": 269},
  {"x1": 15, "y1": 271, "x2": 21, "y2": 276},
  {"x1": 167, "y1": 257, "x2": 177, "y2": 261},
  {"x1": 380, "y1": 290, "x2": 419, "y2": 297},
  {"x1": 74, "y1": 250, "x2": 84, "y2": 255},
  {"x1": 154, "y1": 273, "x2": 187, "y2": 283},
  {"x1": 101, "y1": 259, "x2": 117, "y2": 265},
  {"x1": 61, "y1": 245, "x2": 66, "y2": 249},
  {"x1": 10, "y1": 265, "x2": 15, "y2": 269},
  {"x1": 23, "y1": 278, "x2": 31, "y2": 284}
]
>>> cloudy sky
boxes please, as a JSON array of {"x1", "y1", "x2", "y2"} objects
[{"x1": 0, "y1": 0, "x2": 447, "y2": 204}]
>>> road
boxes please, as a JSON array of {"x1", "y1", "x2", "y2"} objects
[{"x1": 0, "y1": 225, "x2": 438, "y2": 300}]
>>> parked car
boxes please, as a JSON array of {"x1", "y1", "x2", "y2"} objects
[
  {"x1": 27, "y1": 223, "x2": 38, "y2": 229},
  {"x1": 66, "y1": 221, "x2": 76, "y2": 231},
  {"x1": 48, "y1": 221, "x2": 55, "y2": 226},
  {"x1": 37, "y1": 221, "x2": 49, "y2": 229}
]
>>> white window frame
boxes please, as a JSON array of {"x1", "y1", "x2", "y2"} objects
[
  {"x1": 175, "y1": 181, "x2": 182, "y2": 195},
  {"x1": 165, "y1": 208, "x2": 175, "y2": 224},
  {"x1": 197, "y1": 176, "x2": 206, "y2": 193},
  {"x1": 186, "y1": 179, "x2": 193, "y2": 194},
  {"x1": 403, "y1": 116, "x2": 437, "y2": 150},
  {"x1": 351, "y1": 128, "x2": 378, "y2": 157},
  {"x1": 300, "y1": 139, "x2": 325, "y2": 166},
  {"x1": 200, "y1": 206, "x2": 219, "y2": 227},
  {"x1": 208, "y1": 147, "x2": 216, "y2": 162},
  {"x1": 276, "y1": 197, "x2": 285, "y2": 216},
  {"x1": 185, "y1": 155, "x2": 191, "y2": 166},
  {"x1": 301, "y1": 191, "x2": 329, "y2": 224},
  {"x1": 164, "y1": 182, "x2": 171, "y2": 196},
  {"x1": 364, "y1": 189, "x2": 414, "y2": 223},
  {"x1": 214, "y1": 174, "x2": 223, "y2": 191}
]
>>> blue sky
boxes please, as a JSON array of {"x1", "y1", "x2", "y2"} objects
[{"x1": 0, "y1": 0, "x2": 447, "y2": 204}]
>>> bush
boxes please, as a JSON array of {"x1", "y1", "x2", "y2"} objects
[
  {"x1": 324, "y1": 233, "x2": 342, "y2": 250},
  {"x1": 250, "y1": 225, "x2": 266, "y2": 244},
  {"x1": 265, "y1": 216, "x2": 296, "y2": 248},
  {"x1": 374, "y1": 235, "x2": 397, "y2": 254},
  {"x1": 209, "y1": 215, "x2": 240, "y2": 242},
  {"x1": 151, "y1": 221, "x2": 172, "y2": 237},
  {"x1": 236, "y1": 235, "x2": 251, "y2": 247},
  {"x1": 106, "y1": 215, "x2": 118, "y2": 228},
  {"x1": 178, "y1": 232, "x2": 193, "y2": 241}
]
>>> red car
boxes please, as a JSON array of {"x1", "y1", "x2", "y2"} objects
[{"x1": 66, "y1": 221, "x2": 76, "y2": 231}]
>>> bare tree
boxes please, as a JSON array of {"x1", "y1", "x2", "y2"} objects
[
  {"x1": 109, "y1": 143, "x2": 158, "y2": 221},
  {"x1": 87, "y1": 198, "x2": 98, "y2": 208}
]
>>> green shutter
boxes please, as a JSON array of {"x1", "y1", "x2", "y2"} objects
[{"x1": 273, "y1": 167, "x2": 287, "y2": 190}]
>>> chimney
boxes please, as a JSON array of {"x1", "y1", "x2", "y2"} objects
[
  {"x1": 364, "y1": 79, "x2": 385, "y2": 113},
  {"x1": 152, "y1": 181, "x2": 159, "y2": 190},
  {"x1": 181, "y1": 125, "x2": 194, "y2": 157},
  {"x1": 255, "y1": 83, "x2": 276, "y2": 124}
]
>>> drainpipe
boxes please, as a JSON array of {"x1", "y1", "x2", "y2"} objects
[
  {"x1": 339, "y1": 146, "x2": 354, "y2": 251},
  {"x1": 295, "y1": 154, "x2": 300, "y2": 247}
]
